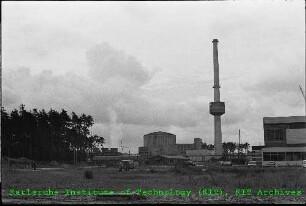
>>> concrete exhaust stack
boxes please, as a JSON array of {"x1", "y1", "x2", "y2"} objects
[{"x1": 209, "y1": 39, "x2": 225, "y2": 158}]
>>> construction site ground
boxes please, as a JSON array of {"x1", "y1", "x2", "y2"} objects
[{"x1": 2, "y1": 161, "x2": 306, "y2": 204}]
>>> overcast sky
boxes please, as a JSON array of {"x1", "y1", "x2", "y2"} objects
[{"x1": 2, "y1": 1, "x2": 305, "y2": 153}]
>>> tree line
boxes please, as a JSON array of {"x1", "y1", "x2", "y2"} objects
[
  {"x1": 222, "y1": 142, "x2": 250, "y2": 160},
  {"x1": 1, "y1": 104, "x2": 105, "y2": 162},
  {"x1": 201, "y1": 142, "x2": 250, "y2": 160}
]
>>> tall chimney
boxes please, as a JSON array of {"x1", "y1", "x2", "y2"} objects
[{"x1": 209, "y1": 39, "x2": 225, "y2": 158}]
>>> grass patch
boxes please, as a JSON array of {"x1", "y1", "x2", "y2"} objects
[
  {"x1": 174, "y1": 164, "x2": 203, "y2": 175},
  {"x1": 84, "y1": 170, "x2": 93, "y2": 179},
  {"x1": 2, "y1": 165, "x2": 305, "y2": 198}
]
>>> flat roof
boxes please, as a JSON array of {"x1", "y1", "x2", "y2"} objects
[
  {"x1": 252, "y1": 146, "x2": 265, "y2": 150},
  {"x1": 263, "y1": 116, "x2": 306, "y2": 124}
]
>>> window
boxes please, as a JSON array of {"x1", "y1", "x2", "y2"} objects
[
  {"x1": 275, "y1": 130, "x2": 284, "y2": 141},
  {"x1": 277, "y1": 152, "x2": 285, "y2": 161},
  {"x1": 271, "y1": 152, "x2": 278, "y2": 161},
  {"x1": 285, "y1": 152, "x2": 294, "y2": 161},
  {"x1": 293, "y1": 152, "x2": 302, "y2": 161},
  {"x1": 263, "y1": 152, "x2": 270, "y2": 161},
  {"x1": 264, "y1": 152, "x2": 304, "y2": 162},
  {"x1": 289, "y1": 122, "x2": 306, "y2": 129},
  {"x1": 266, "y1": 130, "x2": 275, "y2": 141},
  {"x1": 302, "y1": 152, "x2": 306, "y2": 160}
]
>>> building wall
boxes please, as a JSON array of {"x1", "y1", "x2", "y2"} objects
[
  {"x1": 148, "y1": 146, "x2": 179, "y2": 156},
  {"x1": 101, "y1": 148, "x2": 120, "y2": 156},
  {"x1": 251, "y1": 149, "x2": 263, "y2": 165},
  {"x1": 263, "y1": 116, "x2": 306, "y2": 147},
  {"x1": 186, "y1": 149, "x2": 214, "y2": 156},
  {"x1": 176, "y1": 144, "x2": 194, "y2": 154},
  {"x1": 144, "y1": 132, "x2": 176, "y2": 148},
  {"x1": 263, "y1": 123, "x2": 287, "y2": 147},
  {"x1": 262, "y1": 146, "x2": 306, "y2": 166},
  {"x1": 140, "y1": 131, "x2": 207, "y2": 157},
  {"x1": 186, "y1": 149, "x2": 214, "y2": 163},
  {"x1": 139, "y1": 147, "x2": 148, "y2": 157},
  {"x1": 194, "y1": 138, "x2": 203, "y2": 150},
  {"x1": 286, "y1": 129, "x2": 306, "y2": 144}
]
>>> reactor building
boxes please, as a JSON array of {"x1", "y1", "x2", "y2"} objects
[
  {"x1": 138, "y1": 131, "x2": 204, "y2": 157},
  {"x1": 209, "y1": 39, "x2": 225, "y2": 158}
]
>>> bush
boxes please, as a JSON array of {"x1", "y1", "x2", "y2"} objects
[{"x1": 84, "y1": 170, "x2": 93, "y2": 179}]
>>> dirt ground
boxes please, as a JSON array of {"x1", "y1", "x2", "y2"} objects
[{"x1": 2, "y1": 165, "x2": 306, "y2": 204}]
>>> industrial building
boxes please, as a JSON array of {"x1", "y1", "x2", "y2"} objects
[
  {"x1": 138, "y1": 131, "x2": 214, "y2": 164},
  {"x1": 139, "y1": 39, "x2": 225, "y2": 162},
  {"x1": 138, "y1": 131, "x2": 204, "y2": 156},
  {"x1": 139, "y1": 131, "x2": 176, "y2": 156},
  {"x1": 259, "y1": 116, "x2": 306, "y2": 166}
]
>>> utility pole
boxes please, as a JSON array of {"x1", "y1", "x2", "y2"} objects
[
  {"x1": 238, "y1": 129, "x2": 241, "y2": 161},
  {"x1": 74, "y1": 149, "x2": 75, "y2": 164},
  {"x1": 74, "y1": 148, "x2": 77, "y2": 165}
]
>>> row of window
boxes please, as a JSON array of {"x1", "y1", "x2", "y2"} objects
[
  {"x1": 263, "y1": 152, "x2": 306, "y2": 161},
  {"x1": 265, "y1": 129, "x2": 285, "y2": 141},
  {"x1": 287, "y1": 122, "x2": 306, "y2": 129},
  {"x1": 265, "y1": 123, "x2": 306, "y2": 130}
]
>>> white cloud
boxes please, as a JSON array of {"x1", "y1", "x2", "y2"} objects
[{"x1": 2, "y1": 1, "x2": 305, "y2": 152}]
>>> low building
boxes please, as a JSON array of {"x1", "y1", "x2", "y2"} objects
[
  {"x1": 138, "y1": 147, "x2": 148, "y2": 157},
  {"x1": 101, "y1": 148, "x2": 120, "y2": 156},
  {"x1": 186, "y1": 149, "x2": 215, "y2": 164},
  {"x1": 146, "y1": 155, "x2": 189, "y2": 165},
  {"x1": 92, "y1": 155, "x2": 140, "y2": 166}
]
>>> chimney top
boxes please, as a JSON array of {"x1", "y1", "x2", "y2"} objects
[{"x1": 212, "y1": 39, "x2": 219, "y2": 43}]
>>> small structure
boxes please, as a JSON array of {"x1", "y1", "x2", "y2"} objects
[
  {"x1": 250, "y1": 146, "x2": 264, "y2": 165},
  {"x1": 93, "y1": 155, "x2": 140, "y2": 166},
  {"x1": 32, "y1": 162, "x2": 37, "y2": 170},
  {"x1": 186, "y1": 149, "x2": 215, "y2": 164},
  {"x1": 146, "y1": 155, "x2": 189, "y2": 166},
  {"x1": 101, "y1": 148, "x2": 120, "y2": 156}
]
